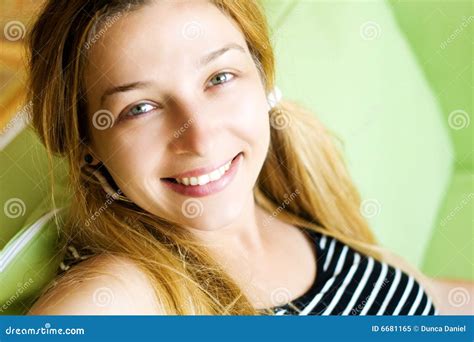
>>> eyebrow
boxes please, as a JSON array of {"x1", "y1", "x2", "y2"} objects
[{"x1": 99, "y1": 43, "x2": 246, "y2": 106}]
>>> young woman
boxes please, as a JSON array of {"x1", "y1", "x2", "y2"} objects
[{"x1": 26, "y1": 0, "x2": 468, "y2": 315}]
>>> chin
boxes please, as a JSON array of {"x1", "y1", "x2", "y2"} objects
[{"x1": 181, "y1": 199, "x2": 246, "y2": 231}]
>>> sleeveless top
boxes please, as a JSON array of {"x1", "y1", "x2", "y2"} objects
[
  {"x1": 58, "y1": 228, "x2": 438, "y2": 316},
  {"x1": 263, "y1": 228, "x2": 438, "y2": 315}
]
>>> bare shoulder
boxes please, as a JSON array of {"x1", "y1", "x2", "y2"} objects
[
  {"x1": 28, "y1": 254, "x2": 164, "y2": 315},
  {"x1": 377, "y1": 247, "x2": 474, "y2": 315}
]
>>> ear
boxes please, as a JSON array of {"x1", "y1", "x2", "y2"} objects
[{"x1": 266, "y1": 86, "x2": 282, "y2": 110}]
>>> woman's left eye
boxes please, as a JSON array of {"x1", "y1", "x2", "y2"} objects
[{"x1": 208, "y1": 72, "x2": 234, "y2": 88}]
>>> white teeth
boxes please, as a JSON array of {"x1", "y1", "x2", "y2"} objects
[
  {"x1": 175, "y1": 159, "x2": 233, "y2": 186},
  {"x1": 209, "y1": 169, "x2": 221, "y2": 181},
  {"x1": 197, "y1": 174, "x2": 210, "y2": 186}
]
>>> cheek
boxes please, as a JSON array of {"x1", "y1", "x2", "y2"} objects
[
  {"x1": 95, "y1": 127, "x2": 164, "y2": 191},
  {"x1": 227, "y1": 86, "x2": 270, "y2": 156}
]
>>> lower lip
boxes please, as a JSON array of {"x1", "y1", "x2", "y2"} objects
[{"x1": 160, "y1": 152, "x2": 243, "y2": 198}]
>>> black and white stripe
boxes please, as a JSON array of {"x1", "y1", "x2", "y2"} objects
[{"x1": 272, "y1": 229, "x2": 438, "y2": 316}]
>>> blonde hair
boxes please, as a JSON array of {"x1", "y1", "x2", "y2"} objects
[{"x1": 27, "y1": 0, "x2": 380, "y2": 315}]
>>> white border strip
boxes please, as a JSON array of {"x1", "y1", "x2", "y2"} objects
[{"x1": 0, "y1": 208, "x2": 63, "y2": 272}]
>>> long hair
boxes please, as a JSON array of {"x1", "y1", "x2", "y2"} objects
[{"x1": 27, "y1": 0, "x2": 380, "y2": 315}]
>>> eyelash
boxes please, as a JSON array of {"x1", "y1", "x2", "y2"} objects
[{"x1": 119, "y1": 71, "x2": 236, "y2": 121}]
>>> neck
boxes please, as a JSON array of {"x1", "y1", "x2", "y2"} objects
[{"x1": 187, "y1": 192, "x2": 270, "y2": 258}]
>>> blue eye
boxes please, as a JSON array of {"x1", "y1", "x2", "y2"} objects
[
  {"x1": 208, "y1": 72, "x2": 234, "y2": 87},
  {"x1": 126, "y1": 103, "x2": 156, "y2": 117}
]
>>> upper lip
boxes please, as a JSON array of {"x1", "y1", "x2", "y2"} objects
[{"x1": 162, "y1": 152, "x2": 241, "y2": 179}]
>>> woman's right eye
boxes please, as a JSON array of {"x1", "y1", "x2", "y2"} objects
[
  {"x1": 127, "y1": 103, "x2": 156, "y2": 116},
  {"x1": 120, "y1": 102, "x2": 158, "y2": 121}
]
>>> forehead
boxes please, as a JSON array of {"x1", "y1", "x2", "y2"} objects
[{"x1": 84, "y1": 0, "x2": 247, "y2": 96}]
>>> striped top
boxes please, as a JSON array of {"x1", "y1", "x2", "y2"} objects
[
  {"x1": 266, "y1": 228, "x2": 438, "y2": 316},
  {"x1": 59, "y1": 228, "x2": 438, "y2": 316}
]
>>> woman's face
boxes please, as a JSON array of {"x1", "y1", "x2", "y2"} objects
[{"x1": 84, "y1": 0, "x2": 271, "y2": 230}]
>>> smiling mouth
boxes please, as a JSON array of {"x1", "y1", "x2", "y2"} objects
[{"x1": 162, "y1": 152, "x2": 243, "y2": 186}]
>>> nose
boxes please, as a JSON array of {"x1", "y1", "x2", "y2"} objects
[{"x1": 168, "y1": 98, "x2": 218, "y2": 157}]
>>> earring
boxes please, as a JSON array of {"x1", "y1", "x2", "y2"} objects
[
  {"x1": 87, "y1": 166, "x2": 117, "y2": 197},
  {"x1": 84, "y1": 153, "x2": 93, "y2": 164},
  {"x1": 266, "y1": 86, "x2": 282, "y2": 109},
  {"x1": 83, "y1": 165, "x2": 133, "y2": 203}
]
